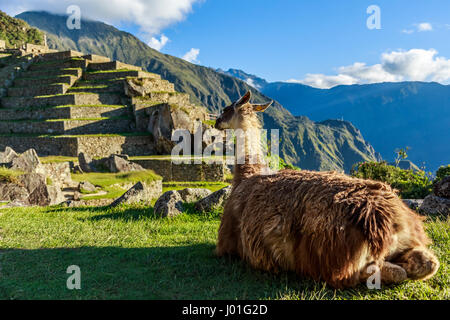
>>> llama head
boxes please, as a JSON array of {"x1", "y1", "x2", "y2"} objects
[{"x1": 215, "y1": 91, "x2": 273, "y2": 130}]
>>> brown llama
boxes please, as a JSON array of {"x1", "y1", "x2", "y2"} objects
[{"x1": 214, "y1": 91, "x2": 439, "y2": 289}]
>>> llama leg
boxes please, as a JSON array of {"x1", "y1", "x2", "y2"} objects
[
  {"x1": 395, "y1": 248, "x2": 440, "y2": 280},
  {"x1": 360, "y1": 262, "x2": 407, "y2": 285},
  {"x1": 216, "y1": 215, "x2": 240, "y2": 257}
]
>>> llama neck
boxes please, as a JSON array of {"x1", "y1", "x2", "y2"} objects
[{"x1": 232, "y1": 118, "x2": 269, "y2": 186}]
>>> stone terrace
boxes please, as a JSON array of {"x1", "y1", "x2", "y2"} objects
[{"x1": 0, "y1": 50, "x2": 191, "y2": 158}]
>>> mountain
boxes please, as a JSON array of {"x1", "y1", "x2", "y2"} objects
[
  {"x1": 217, "y1": 68, "x2": 268, "y2": 90},
  {"x1": 15, "y1": 10, "x2": 380, "y2": 172},
  {"x1": 262, "y1": 81, "x2": 450, "y2": 171},
  {"x1": 0, "y1": 10, "x2": 44, "y2": 48},
  {"x1": 222, "y1": 69, "x2": 450, "y2": 171}
]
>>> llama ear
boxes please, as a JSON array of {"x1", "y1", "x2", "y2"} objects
[
  {"x1": 235, "y1": 91, "x2": 251, "y2": 108},
  {"x1": 252, "y1": 101, "x2": 273, "y2": 112}
]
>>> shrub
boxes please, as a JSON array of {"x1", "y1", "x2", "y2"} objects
[
  {"x1": 351, "y1": 161, "x2": 432, "y2": 199},
  {"x1": 435, "y1": 165, "x2": 450, "y2": 183}
]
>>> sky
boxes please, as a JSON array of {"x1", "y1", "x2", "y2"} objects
[{"x1": 2, "y1": 0, "x2": 450, "y2": 88}]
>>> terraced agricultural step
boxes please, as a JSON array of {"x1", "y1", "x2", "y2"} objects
[
  {"x1": 14, "y1": 75, "x2": 78, "y2": 87},
  {"x1": 83, "y1": 54, "x2": 111, "y2": 63},
  {"x1": 1, "y1": 93, "x2": 126, "y2": 108},
  {"x1": 0, "y1": 134, "x2": 154, "y2": 157},
  {"x1": 84, "y1": 70, "x2": 160, "y2": 81},
  {"x1": 21, "y1": 68, "x2": 82, "y2": 79},
  {"x1": 0, "y1": 105, "x2": 130, "y2": 120},
  {"x1": 0, "y1": 118, "x2": 136, "y2": 135},
  {"x1": 29, "y1": 58, "x2": 88, "y2": 71},
  {"x1": 40, "y1": 50, "x2": 84, "y2": 61},
  {"x1": 88, "y1": 60, "x2": 142, "y2": 72},
  {"x1": 68, "y1": 83, "x2": 123, "y2": 94},
  {"x1": 7, "y1": 84, "x2": 69, "y2": 97},
  {"x1": 133, "y1": 91, "x2": 191, "y2": 106}
]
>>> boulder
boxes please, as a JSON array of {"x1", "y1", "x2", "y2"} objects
[
  {"x1": 48, "y1": 185, "x2": 66, "y2": 205},
  {"x1": 178, "y1": 188, "x2": 212, "y2": 203},
  {"x1": 78, "y1": 152, "x2": 94, "y2": 173},
  {"x1": 10, "y1": 149, "x2": 42, "y2": 173},
  {"x1": 194, "y1": 186, "x2": 232, "y2": 212},
  {"x1": 403, "y1": 199, "x2": 424, "y2": 211},
  {"x1": 106, "y1": 155, "x2": 144, "y2": 173},
  {"x1": 0, "y1": 182, "x2": 29, "y2": 204},
  {"x1": 147, "y1": 104, "x2": 207, "y2": 154},
  {"x1": 19, "y1": 173, "x2": 51, "y2": 206},
  {"x1": 154, "y1": 190, "x2": 184, "y2": 218},
  {"x1": 420, "y1": 195, "x2": 450, "y2": 216},
  {"x1": 78, "y1": 181, "x2": 97, "y2": 193},
  {"x1": 433, "y1": 176, "x2": 450, "y2": 199},
  {"x1": 0, "y1": 146, "x2": 18, "y2": 164},
  {"x1": 110, "y1": 180, "x2": 162, "y2": 207}
]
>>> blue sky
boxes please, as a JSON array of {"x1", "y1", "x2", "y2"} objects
[{"x1": 3, "y1": 0, "x2": 450, "y2": 87}]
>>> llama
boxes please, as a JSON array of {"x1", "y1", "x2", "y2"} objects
[{"x1": 214, "y1": 91, "x2": 439, "y2": 288}]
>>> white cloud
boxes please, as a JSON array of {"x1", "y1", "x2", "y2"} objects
[
  {"x1": 148, "y1": 34, "x2": 169, "y2": 51},
  {"x1": 402, "y1": 22, "x2": 433, "y2": 34},
  {"x1": 289, "y1": 49, "x2": 450, "y2": 89},
  {"x1": 182, "y1": 48, "x2": 200, "y2": 63},
  {"x1": 0, "y1": 0, "x2": 202, "y2": 41},
  {"x1": 245, "y1": 78, "x2": 261, "y2": 89},
  {"x1": 417, "y1": 22, "x2": 433, "y2": 32}
]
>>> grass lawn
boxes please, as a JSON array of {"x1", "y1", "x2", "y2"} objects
[{"x1": 0, "y1": 202, "x2": 448, "y2": 300}]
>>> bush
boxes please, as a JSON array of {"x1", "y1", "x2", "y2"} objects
[
  {"x1": 351, "y1": 161, "x2": 432, "y2": 199},
  {"x1": 435, "y1": 165, "x2": 450, "y2": 183}
]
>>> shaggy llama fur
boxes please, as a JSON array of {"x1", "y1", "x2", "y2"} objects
[{"x1": 214, "y1": 91, "x2": 439, "y2": 288}]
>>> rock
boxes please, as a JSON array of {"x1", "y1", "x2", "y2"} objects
[
  {"x1": 147, "y1": 104, "x2": 207, "y2": 154},
  {"x1": 434, "y1": 176, "x2": 450, "y2": 199},
  {"x1": 48, "y1": 185, "x2": 66, "y2": 205},
  {"x1": 78, "y1": 181, "x2": 97, "y2": 193},
  {"x1": 78, "y1": 152, "x2": 94, "y2": 173},
  {"x1": 10, "y1": 149, "x2": 42, "y2": 172},
  {"x1": 420, "y1": 195, "x2": 450, "y2": 216},
  {"x1": 42, "y1": 162, "x2": 72, "y2": 188},
  {"x1": 403, "y1": 199, "x2": 424, "y2": 211},
  {"x1": 154, "y1": 190, "x2": 184, "y2": 218},
  {"x1": 0, "y1": 182, "x2": 29, "y2": 204},
  {"x1": 110, "y1": 180, "x2": 162, "y2": 207},
  {"x1": 106, "y1": 155, "x2": 144, "y2": 173},
  {"x1": 0, "y1": 146, "x2": 18, "y2": 164},
  {"x1": 178, "y1": 188, "x2": 212, "y2": 203},
  {"x1": 194, "y1": 186, "x2": 232, "y2": 212},
  {"x1": 19, "y1": 173, "x2": 51, "y2": 206},
  {"x1": 73, "y1": 191, "x2": 81, "y2": 201}
]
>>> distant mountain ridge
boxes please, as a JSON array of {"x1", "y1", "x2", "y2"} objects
[
  {"x1": 222, "y1": 70, "x2": 450, "y2": 171},
  {"x1": 16, "y1": 10, "x2": 381, "y2": 172}
]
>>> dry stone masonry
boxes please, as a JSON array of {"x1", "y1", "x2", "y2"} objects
[{"x1": 0, "y1": 47, "x2": 226, "y2": 181}]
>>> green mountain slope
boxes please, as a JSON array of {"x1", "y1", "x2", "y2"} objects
[
  {"x1": 15, "y1": 10, "x2": 380, "y2": 172},
  {"x1": 0, "y1": 10, "x2": 44, "y2": 48}
]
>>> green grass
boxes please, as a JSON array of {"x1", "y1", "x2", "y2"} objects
[
  {"x1": 72, "y1": 171, "x2": 163, "y2": 200},
  {"x1": 0, "y1": 167, "x2": 23, "y2": 183},
  {"x1": 0, "y1": 204, "x2": 447, "y2": 300}
]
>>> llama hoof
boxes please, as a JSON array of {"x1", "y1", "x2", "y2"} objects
[
  {"x1": 381, "y1": 262, "x2": 407, "y2": 284},
  {"x1": 398, "y1": 249, "x2": 440, "y2": 280}
]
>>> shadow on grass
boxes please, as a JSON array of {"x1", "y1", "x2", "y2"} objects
[{"x1": 0, "y1": 244, "x2": 397, "y2": 300}]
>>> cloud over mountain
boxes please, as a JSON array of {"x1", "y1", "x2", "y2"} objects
[
  {"x1": 289, "y1": 49, "x2": 450, "y2": 88},
  {"x1": 0, "y1": 0, "x2": 202, "y2": 42}
]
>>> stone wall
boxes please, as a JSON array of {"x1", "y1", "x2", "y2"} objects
[
  {"x1": 132, "y1": 158, "x2": 225, "y2": 181},
  {"x1": 0, "y1": 40, "x2": 5, "y2": 50},
  {"x1": 0, "y1": 135, "x2": 155, "y2": 157},
  {"x1": 76, "y1": 135, "x2": 155, "y2": 157}
]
